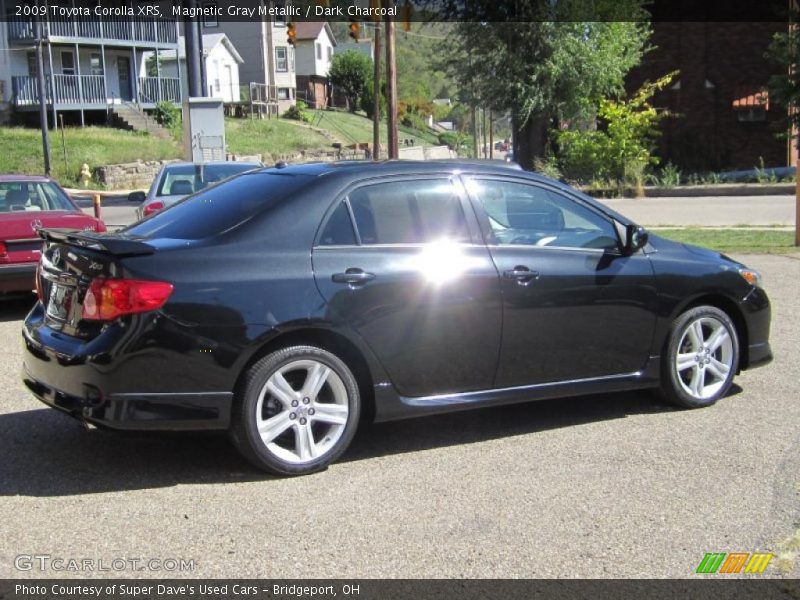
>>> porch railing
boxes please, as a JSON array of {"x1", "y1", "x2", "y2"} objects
[
  {"x1": 12, "y1": 75, "x2": 106, "y2": 106},
  {"x1": 6, "y1": 10, "x2": 177, "y2": 44},
  {"x1": 137, "y1": 77, "x2": 181, "y2": 104}
]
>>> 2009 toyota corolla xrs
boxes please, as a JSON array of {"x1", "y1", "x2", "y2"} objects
[{"x1": 22, "y1": 161, "x2": 772, "y2": 475}]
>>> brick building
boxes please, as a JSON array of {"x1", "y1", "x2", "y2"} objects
[{"x1": 627, "y1": 21, "x2": 793, "y2": 172}]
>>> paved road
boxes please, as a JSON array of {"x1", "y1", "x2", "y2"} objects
[
  {"x1": 600, "y1": 195, "x2": 795, "y2": 227},
  {"x1": 0, "y1": 254, "x2": 797, "y2": 578},
  {"x1": 78, "y1": 194, "x2": 798, "y2": 229}
]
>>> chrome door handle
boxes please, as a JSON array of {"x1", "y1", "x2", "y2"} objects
[
  {"x1": 503, "y1": 266, "x2": 539, "y2": 285},
  {"x1": 332, "y1": 268, "x2": 376, "y2": 285}
]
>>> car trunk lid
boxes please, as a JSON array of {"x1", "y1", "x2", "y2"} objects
[
  {"x1": 37, "y1": 229, "x2": 157, "y2": 338},
  {"x1": 0, "y1": 212, "x2": 102, "y2": 265}
]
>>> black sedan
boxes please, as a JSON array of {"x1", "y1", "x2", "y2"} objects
[{"x1": 21, "y1": 161, "x2": 772, "y2": 475}]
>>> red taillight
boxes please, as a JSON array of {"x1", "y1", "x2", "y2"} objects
[
  {"x1": 82, "y1": 279, "x2": 173, "y2": 321},
  {"x1": 143, "y1": 201, "x2": 164, "y2": 217},
  {"x1": 0, "y1": 241, "x2": 7, "y2": 259}
]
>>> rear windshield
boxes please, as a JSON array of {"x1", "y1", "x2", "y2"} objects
[
  {"x1": 155, "y1": 163, "x2": 260, "y2": 197},
  {"x1": 123, "y1": 172, "x2": 312, "y2": 240},
  {"x1": 0, "y1": 181, "x2": 74, "y2": 212}
]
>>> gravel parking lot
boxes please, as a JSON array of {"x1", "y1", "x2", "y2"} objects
[{"x1": 0, "y1": 253, "x2": 797, "y2": 579}]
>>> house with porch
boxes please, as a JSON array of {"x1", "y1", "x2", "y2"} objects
[{"x1": 0, "y1": 0, "x2": 181, "y2": 128}]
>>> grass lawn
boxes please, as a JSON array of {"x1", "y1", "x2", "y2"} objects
[
  {"x1": 655, "y1": 228, "x2": 798, "y2": 254},
  {"x1": 224, "y1": 117, "x2": 332, "y2": 160},
  {"x1": 0, "y1": 126, "x2": 181, "y2": 189},
  {"x1": 309, "y1": 109, "x2": 439, "y2": 147}
]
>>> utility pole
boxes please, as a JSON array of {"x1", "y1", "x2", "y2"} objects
[
  {"x1": 34, "y1": 17, "x2": 51, "y2": 176},
  {"x1": 471, "y1": 104, "x2": 478, "y2": 158},
  {"x1": 384, "y1": 12, "x2": 398, "y2": 159},
  {"x1": 372, "y1": 21, "x2": 382, "y2": 160},
  {"x1": 482, "y1": 108, "x2": 487, "y2": 158},
  {"x1": 489, "y1": 109, "x2": 494, "y2": 160},
  {"x1": 183, "y1": 0, "x2": 203, "y2": 97}
]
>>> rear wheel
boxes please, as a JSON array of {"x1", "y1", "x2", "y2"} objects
[
  {"x1": 230, "y1": 345, "x2": 360, "y2": 475},
  {"x1": 659, "y1": 305, "x2": 739, "y2": 408}
]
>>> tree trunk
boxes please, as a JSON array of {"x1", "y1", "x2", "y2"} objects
[{"x1": 512, "y1": 114, "x2": 548, "y2": 171}]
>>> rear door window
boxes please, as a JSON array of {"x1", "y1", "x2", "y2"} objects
[
  {"x1": 124, "y1": 172, "x2": 312, "y2": 240},
  {"x1": 347, "y1": 179, "x2": 469, "y2": 245}
]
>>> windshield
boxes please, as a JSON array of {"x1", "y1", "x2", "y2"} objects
[
  {"x1": 0, "y1": 181, "x2": 75, "y2": 213},
  {"x1": 156, "y1": 163, "x2": 260, "y2": 197},
  {"x1": 124, "y1": 172, "x2": 313, "y2": 240}
]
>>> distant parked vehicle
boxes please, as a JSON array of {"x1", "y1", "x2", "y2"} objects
[
  {"x1": 0, "y1": 175, "x2": 105, "y2": 295},
  {"x1": 132, "y1": 161, "x2": 263, "y2": 220}
]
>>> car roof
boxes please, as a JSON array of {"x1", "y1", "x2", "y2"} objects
[
  {"x1": 257, "y1": 159, "x2": 529, "y2": 178},
  {"x1": 248, "y1": 160, "x2": 635, "y2": 226},
  {"x1": 0, "y1": 174, "x2": 56, "y2": 183}
]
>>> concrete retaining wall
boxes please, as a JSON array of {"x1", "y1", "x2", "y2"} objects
[{"x1": 93, "y1": 159, "x2": 181, "y2": 189}]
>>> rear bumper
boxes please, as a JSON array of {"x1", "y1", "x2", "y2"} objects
[
  {"x1": 0, "y1": 262, "x2": 35, "y2": 294},
  {"x1": 21, "y1": 306, "x2": 232, "y2": 431},
  {"x1": 23, "y1": 369, "x2": 231, "y2": 430}
]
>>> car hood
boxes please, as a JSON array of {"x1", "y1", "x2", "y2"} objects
[
  {"x1": 647, "y1": 233, "x2": 743, "y2": 267},
  {"x1": 0, "y1": 211, "x2": 102, "y2": 240}
]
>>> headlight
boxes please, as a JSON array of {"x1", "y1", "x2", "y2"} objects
[{"x1": 738, "y1": 267, "x2": 763, "y2": 288}]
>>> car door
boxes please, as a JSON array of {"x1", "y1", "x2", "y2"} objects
[
  {"x1": 312, "y1": 176, "x2": 503, "y2": 398},
  {"x1": 462, "y1": 176, "x2": 657, "y2": 388}
]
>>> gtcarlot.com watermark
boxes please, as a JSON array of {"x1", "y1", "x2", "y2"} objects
[{"x1": 15, "y1": 554, "x2": 195, "y2": 573}]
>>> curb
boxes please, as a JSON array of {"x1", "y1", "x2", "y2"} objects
[
  {"x1": 642, "y1": 183, "x2": 794, "y2": 197},
  {"x1": 65, "y1": 188, "x2": 146, "y2": 198},
  {"x1": 584, "y1": 183, "x2": 795, "y2": 198}
]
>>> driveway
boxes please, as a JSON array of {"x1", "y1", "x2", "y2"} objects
[{"x1": 0, "y1": 253, "x2": 797, "y2": 578}]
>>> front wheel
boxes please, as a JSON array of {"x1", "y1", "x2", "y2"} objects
[
  {"x1": 230, "y1": 345, "x2": 361, "y2": 476},
  {"x1": 659, "y1": 305, "x2": 739, "y2": 408}
]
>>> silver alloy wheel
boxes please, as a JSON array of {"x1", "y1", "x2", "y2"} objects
[
  {"x1": 255, "y1": 359, "x2": 349, "y2": 464},
  {"x1": 674, "y1": 316, "x2": 734, "y2": 400}
]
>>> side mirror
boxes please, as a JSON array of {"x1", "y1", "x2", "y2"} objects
[
  {"x1": 625, "y1": 224, "x2": 649, "y2": 253},
  {"x1": 127, "y1": 191, "x2": 146, "y2": 203}
]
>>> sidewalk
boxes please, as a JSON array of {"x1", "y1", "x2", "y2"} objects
[{"x1": 599, "y1": 195, "x2": 795, "y2": 227}]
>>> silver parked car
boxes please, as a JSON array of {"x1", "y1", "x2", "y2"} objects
[{"x1": 131, "y1": 161, "x2": 262, "y2": 220}]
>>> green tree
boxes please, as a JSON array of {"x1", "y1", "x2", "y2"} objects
[
  {"x1": 436, "y1": 1, "x2": 651, "y2": 170},
  {"x1": 767, "y1": 17, "x2": 800, "y2": 141},
  {"x1": 328, "y1": 50, "x2": 373, "y2": 113}
]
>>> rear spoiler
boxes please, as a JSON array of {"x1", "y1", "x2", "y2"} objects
[{"x1": 37, "y1": 228, "x2": 155, "y2": 256}]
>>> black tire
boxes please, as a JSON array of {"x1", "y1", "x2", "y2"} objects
[
  {"x1": 659, "y1": 305, "x2": 739, "y2": 408},
  {"x1": 229, "y1": 345, "x2": 361, "y2": 476}
]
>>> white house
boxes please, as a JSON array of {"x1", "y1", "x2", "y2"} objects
[
  {"x1": 161, "y1": 34, "x2": 243, "y2": 103},
  {"x1": 294, "y1": 22, "x2": 336, "y2": 108}
]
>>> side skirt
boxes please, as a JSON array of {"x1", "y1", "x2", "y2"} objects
[{"x1": 373, "y1": 357, "x2": 661, "y2": 422}]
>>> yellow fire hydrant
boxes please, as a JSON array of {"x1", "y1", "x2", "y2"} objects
[{"x1": 79, "y1": 163, "x2": 92, "y2": 187}]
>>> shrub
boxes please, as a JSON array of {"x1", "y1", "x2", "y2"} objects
[
  {"x1": 556, "y1": 72, "x2": 676, "y2": 186},
  {"x1": 533, "y1": 156, "x2": 562, "y2": 181},
  {"x1": 152, "y1": 101, "x2": 179, "y2": 128},
  {"x1": 282, "y1": 100, "x2": 312, "y2": 123}
]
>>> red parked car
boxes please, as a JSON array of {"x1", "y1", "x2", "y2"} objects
[{"x1": 0, "y1": 175, "x2": 105, "y2": 295}]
